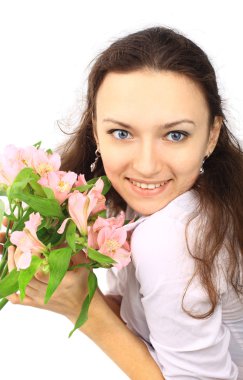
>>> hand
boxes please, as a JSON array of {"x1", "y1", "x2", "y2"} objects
[
  {"x1": 0, "y1": 216, "x2": 11, "y2": 256},
  {"x1": 0, "y1": 231, "x2": 5, "y2": 255},
  {"x1": 6, "y1": 246, "x2": 93, "y2": 321}
]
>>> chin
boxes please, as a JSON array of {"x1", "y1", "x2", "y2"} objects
[{"x1": 128, "y1": 202, "x2": 165, "y2": 216}]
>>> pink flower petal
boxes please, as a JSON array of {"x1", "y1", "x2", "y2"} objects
[
  {"x1": 15, "y1": 251, "x2": 32, "y2": 270},
  {"x1": 57, "y1": 218, "x2": 71, "y2": 234},
  {"x1": 75, "y1": 174, "x2": 87, "y2": 187}
]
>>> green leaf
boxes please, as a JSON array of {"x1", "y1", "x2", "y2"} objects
[
  {"x1": 97, "y1": 210, "x2": 106, "y2": 218},
  {"x1": 10, "y1": 207, "x2": 33, "y2": 233},
  {"x1": 75, "y1": 176, "x2": 111, "y2": 195},
  {"x1": 44, "y1": 247, "x2": 72, "y2": 304},
  {"x1": 0, "y1": 298, "x2": 9, "y2": 310},
  {"x1": 67, "y1": 262, "x2": 92, "y2": 271},
  {"x1": 66, "y1": 220, "x2": 77, "y2": 251},
  {"x1": 33, "y1": 141, "x2": 42, "y2": 149},
  {"x1": 9, "y1": 191, "x2": 64, "y2": 218},
  {"x1": 75, "y1": 184, "x2": 93, "y2": 193},
  {"x1": 0, "y1": 199, "x2": 4, "y2": 230},
  {"x1": 100, "y1": 176, "x2": 111, "y2": 195},
  {"x1": 41, "y1": 186, "x2": 56, "y2": 200},
  {"x1": 29, "y1": 180, "x2": 46, "y2": 197},
  {"x1": 87, "y1": 247, "x2": 116, "y2": 265},
  {"x1": 18, "y1": 256, "x2": 43, "y2": 301},
  {"x1": 8, "y1": 167, "x2": 39, "y2": 200},
  {"x1": 68, "y1": 271, "x2": 97, "y2": 337},
  {"x1": 37, "y1": 226, "x2": 65, "y2": 246},
  {"x1": 0, "y1": 269, "x2": 20, "y2": 298},
  {"x1": 87, "y1": 176, "x2": 111, "y2": 195}
]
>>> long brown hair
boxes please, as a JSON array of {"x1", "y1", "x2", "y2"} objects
[{"x1": 58, "y1": 26, "x2": 243, "y2": 317}]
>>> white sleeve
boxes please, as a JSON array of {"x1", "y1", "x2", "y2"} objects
[
  {"x1": 131, "y1": 214, "x2": 239, "y2": 380},
  {"x1": 105, "y1": 267, "x2": 127, "y2": 297}
]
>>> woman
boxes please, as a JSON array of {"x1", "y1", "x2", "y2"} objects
[{"x1": 5, "y1": 27, "x2": 243, "y2": 379}]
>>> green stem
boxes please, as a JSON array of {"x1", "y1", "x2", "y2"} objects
[
  {"x1": 17, "y1": 201, "x2": 23, "y2": 220},
  {"x1": 0, "y1": 298, "x2": 9, "y2": 310},
  {"x1": 0, "y1": 256, "x2": 7, "y2": 274},
  {"x1": 0, "y1": 262, "x2": 8, "y2": 280}
]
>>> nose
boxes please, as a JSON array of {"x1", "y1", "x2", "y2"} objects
[{"x1": 132, "y1": 140, "x2": 162, "y2": 177}]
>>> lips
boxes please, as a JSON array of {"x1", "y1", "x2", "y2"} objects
[{"x1": 126, "y1": 177, "x2": 171, "y2": 196}]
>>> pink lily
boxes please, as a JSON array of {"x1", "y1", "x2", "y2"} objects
[
  {"x1": 10, "y1": 212, "x2": 46, "y2": 270},
  {"x1": 97, "y1": 226, "x2": 131, "y2": 270},
  {"x1": 88, "y1": 211, "x2": 126, "y2": 252},
  {"x1": 75, "y1": 174, "x2": 87, "y2": 187},
  {"x1": 38, "y1": 170, "x2": 77, "y2": 204},
  {"x1": 22, "y1": 146, "x2": 61, "y2": 176},
  {"x1": 87, "y1": 225, "x2": 99, "y2": 250},
  {"x1": 58, "y1": 179, "x2": 106, "y2": 236},
  {"x1": 88, "y1": 178, "x2": 106, "y2": 215},
  {"x1": 0, "y1": 145, "x2": 26, "y2": 186},
  {"x1": 93, "y1": 211, "x2": 125, "y2": 232}
]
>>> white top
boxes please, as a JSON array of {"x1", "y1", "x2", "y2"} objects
[{"x1": 106, "y1": 190, "x2": 243, "y2": 379}]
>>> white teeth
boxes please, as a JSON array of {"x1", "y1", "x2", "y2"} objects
[
  {"x1": 130, "y1": 180, "x2": 168, "y2": 189},
  {"x1": 140, "y1": 183, "x2": 148, "y2": 189}
]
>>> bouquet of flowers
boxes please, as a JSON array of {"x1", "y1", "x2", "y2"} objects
[{"x1": 0, "y1": 142, "x2": 132, "y2": 337}]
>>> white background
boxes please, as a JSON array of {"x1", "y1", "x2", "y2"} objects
[{"x1": 0, "y1": 1, "x2": 242, "y2": 379}]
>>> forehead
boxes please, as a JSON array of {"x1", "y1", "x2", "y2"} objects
[{"x1": 95, "y1": 69, "x2": 209, "y2": 125}]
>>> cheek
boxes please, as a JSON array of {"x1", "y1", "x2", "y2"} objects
[
  {"x1": 168, "y1": 150, "x2": 203, "y2": 179},
  {"x1": 100, "y1": 149, "x2": 126, "y2": 179}
]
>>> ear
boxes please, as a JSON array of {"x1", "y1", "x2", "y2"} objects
[{"x1": 206, "y1": 116, "x2": 222, "y2": 155}]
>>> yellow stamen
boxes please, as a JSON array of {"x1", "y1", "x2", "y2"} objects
[
  {"x1": 105, "y1": 239, "x2": 121, "y2": 255},
  {"x1": 37, "y1": 163, "x2": 53, "y2": 176},
  {"x1": 57, "y1": 181, "x2": 70, "y2": 193}
]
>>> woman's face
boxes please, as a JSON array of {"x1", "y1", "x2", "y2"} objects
[{"x1": 94, "y1": 69, "x2": 221, "y2": 215}]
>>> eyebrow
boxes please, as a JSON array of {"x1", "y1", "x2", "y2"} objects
[{"x1": 102, "y1": 118, "x2": 196, "y2": 129}]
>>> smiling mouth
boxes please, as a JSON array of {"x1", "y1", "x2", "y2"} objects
[{"x1": 127, "y1": 178, "x2": 170, "y2": 190}]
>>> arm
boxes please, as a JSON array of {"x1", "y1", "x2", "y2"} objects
[
  {"x1": 67, "y1": 289, "x2": 165, "y2": 380},
  {"x1": 103, "y1": 293, "x2": 123, "y2": 320},
  {"x1": 6, "y1": 247, "x2": 164, "y2": 380}
]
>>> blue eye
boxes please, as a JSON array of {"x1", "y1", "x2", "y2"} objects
[
  {"x1": 110, "y1": 129, "x2": 132, "y2": 140},
  {"x1": 167, "y1": 131, "x2": 187, "y2": 142}
]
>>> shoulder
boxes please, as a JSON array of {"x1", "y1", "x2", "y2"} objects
[
  {"x1": 131, "y1": 190, "x2": 199, "y2": 256},
  {"x1": 130, "y1": 190, "x2": 200, "y2": 290}
]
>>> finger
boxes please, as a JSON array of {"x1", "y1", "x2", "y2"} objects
[
  {"x1": 2, "y1": 216, "x2": 13, "y2": 229},
  {"x1": 0, "y1": 232, "x2": 6, "y2": 255},
  {"x1": 71, "y1": 251, "x2": 90, "y2": 265},
  {"x1": 7, "y1": 245, "x2": 17, "y2": 271},
  {"x1": 35, "y1": 269, "x2": 49, "y2": 284},
  {"x1": 0, "y1": 232, "x2": 6, "y2": 244},
  {"x1": 25, "y1": 285, "x2": 39, "y2": 298},
  {"x1": 6, "y1": 293, "x2": 34, "y2": 306},
  {"x1": 6, "y1": 293, "x2": 20, "y2": 304},
  {"x1": 28, "y1": 276, "x2": 47, "y2": 290}
]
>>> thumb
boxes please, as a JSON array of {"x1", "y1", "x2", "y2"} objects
[{"x1": 8, "y1": 246, "x2": 17, "y2": 272}]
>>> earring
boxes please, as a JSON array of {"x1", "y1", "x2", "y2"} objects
[
  {"x1": 199, "y1": 152, "x2": 210, "y2": 175},
  {"x1": 90, "y1": 148, "x2": 101, "y2": 173},
  {"x1": 199, "y1": 161, "x2": 205, "y2": 175}
]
